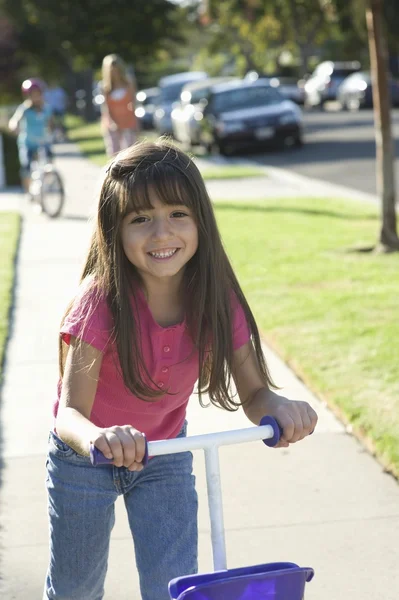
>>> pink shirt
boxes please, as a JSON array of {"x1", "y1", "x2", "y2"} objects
[{"x1": 54, "y1": 283, "x2": 250, "y2": 442}]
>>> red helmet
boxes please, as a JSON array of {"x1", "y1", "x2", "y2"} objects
[{"x1": 21, "y1": 78, "x2": 44, "y2": 95}]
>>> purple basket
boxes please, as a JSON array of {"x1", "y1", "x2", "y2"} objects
[{"x1": 169, "y1": 562, "x2": 314, "y2": 600}]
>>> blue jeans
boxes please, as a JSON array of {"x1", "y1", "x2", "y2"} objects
[
  {"x1": 43, "y1": 422, "x2": 198, "y2": 600},
  {"x1": 18, "y1": 144, "x2": 52, "y2": 178}
]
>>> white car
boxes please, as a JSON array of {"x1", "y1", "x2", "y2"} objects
[
  {"x1": 171, "y1": 77, "x2": 235, "y2": 147},
  {"x1": 154, "y1": 72, "x2": 208, "y2": 135},
  {"x1": 304, "y1": 61, "x2": 361, "y2": 107}
]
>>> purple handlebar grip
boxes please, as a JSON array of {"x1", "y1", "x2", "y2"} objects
[
  {"x1": 90, "y1": 435, "x2": 149, "y2": 467},
  {"x1": 260, "y1": 415, "x2": 283, "y2": 447}
]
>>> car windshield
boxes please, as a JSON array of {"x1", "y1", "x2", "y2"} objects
[
  {"x1": 333, "y1": 68, "x2": 360, "y2": 78},
  {"x1": 212, "y1": 86, "x2": 282, "y2": 113},
  {"x1": 189, "y1": 88, "x2": 210, "y2": 104},
  {"x1": 161, "y1": 83, "x2": 187, "y2": 103}
]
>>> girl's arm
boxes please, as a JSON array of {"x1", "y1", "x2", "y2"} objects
[
  {"x1": 56, "y1": 336, "x2": 104, "y2": 455},
  {"x1": 101, "y1": 93, "x2": 118, "y2": 130},
  {"x1": 232, "y1": 341, "x2": 318, "y2": 447},
  {"x1": 8, "y1": 104, "x2": 26, "y2": 134},
  {"x1": 56, "y1": 336, "x2": 146, "y2": 469}
]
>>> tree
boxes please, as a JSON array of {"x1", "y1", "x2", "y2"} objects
[
  {"x1": 201, "y1": 0, "x2": 282, "y2": 74},
  {"x1": 0, "y1": 17, "x2": 23, "y2": 100},
  {"x1": 205, "y1": 0, "x2": 335, "y2": 75},
  {"x1": 334, "y1": 0, "x2": 399, "y2": 251},
  {"x1": 365, "y1": 0, "x2": 399, "y2": 251},
  {"x1": 0, "y1": 0, "x2": 188, "y2": 88},
  {"x1": 272, "y1": 0, "x2": 336, "y2": 75}
]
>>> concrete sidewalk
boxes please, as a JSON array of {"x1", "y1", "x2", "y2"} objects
[{"x1": 0, "y1": 144, "x2": 398, "y2": 599}]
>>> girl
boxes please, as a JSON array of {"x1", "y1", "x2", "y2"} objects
[
  {"x1": 100, "y1": 53, "x2": 138, "y2": 156},
  {"x1": 9, "y1": 78, "x2": 53, "y2": 192},
  {"x1": 44, "y1": 140, "x2": 317, "y2": 600}
]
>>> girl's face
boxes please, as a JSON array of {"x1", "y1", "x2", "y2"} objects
[
  {"x1": 121, "y1": 192, "x2": 198, "y2": 286},
  {"x1": 30, "y1": 89, "x2": 43, "y2": 107}
]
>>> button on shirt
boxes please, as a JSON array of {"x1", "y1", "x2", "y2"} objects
[{"x1": 56, "y1": 283, "x2": 250, "y2": 442}]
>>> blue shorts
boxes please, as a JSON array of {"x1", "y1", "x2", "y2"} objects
[
  {"x1": 43, "y1": 422, "x2": 198, "y2": 600},
  {"x1": 18, "y1": 144, "x2": 52, "y2": 178}
]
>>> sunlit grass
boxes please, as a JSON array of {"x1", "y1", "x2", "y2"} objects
[
  {"x1": 0, "y1": 212, "x2": 20, "y2": 379},
  {"x1": 215, "y1": 197, "x2": 399, "y2": 477}
]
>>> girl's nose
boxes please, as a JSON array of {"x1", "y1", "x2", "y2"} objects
[{"x1": 152, "y1": 217, "x2": 173, "y2": 240}]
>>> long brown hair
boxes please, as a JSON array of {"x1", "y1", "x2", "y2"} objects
[
  {"x1": 101, "y1": 53, "x2": 132, "y2": 94},
  {"x1": 59, "y1": 139, "x2": 275, "y2": 409}
]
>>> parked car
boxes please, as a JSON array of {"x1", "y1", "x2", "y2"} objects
[
  {"x1": 337, "y1": 71, "x2": 399, "y2": 110},
  {"x1": 245, "y1": 71, "x2": 306, "y2": 105},
  {"x1": 154, "y1": 71, "x2": 208, "y2": 135},
  {"x1": 304, "y1": 61, "x2": 361, "y2": 107},
  {"x1": 171, "y1": 77, "x2": 236, "y2": 146},
  {"x1": 198, "y1": 79, "x2": 304, "y2": 155},
  {"x1": 135, "y1": 87, "x2": 159, "y2": 130}
]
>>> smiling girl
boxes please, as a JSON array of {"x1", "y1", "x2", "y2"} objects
[{"x1": 43, "y1": 140, "x2": 317, "y2": 600}]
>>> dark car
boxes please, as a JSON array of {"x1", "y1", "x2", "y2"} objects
[
  {"x1": 337, "y1": 71, "x2": 399, "y2": 110},
  {"x1": 135, "y1": 87, "x2": 160, "y2": 130},
  {"x1": 198, "y1": 80, "x2": 304, "y2": 155},
  {"x1": 304, "y1": 61, "x2": 361, "y2": 107},
  {"x1": 245, "y1": 71, "x2": 306, "y2": 105}
]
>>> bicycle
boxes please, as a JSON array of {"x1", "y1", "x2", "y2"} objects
[
  {"x1": 91, "y1": 416, "x2": 315, "y2": 599},
  {"x1": 29, "y1": 144, "x2": 65, "y2": 218}
]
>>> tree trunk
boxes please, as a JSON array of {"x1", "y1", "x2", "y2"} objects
[{"x1": 366, "y1": 0, "x2": 399, "y2": 251}]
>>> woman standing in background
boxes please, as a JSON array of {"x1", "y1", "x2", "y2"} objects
[{"x1": 101, "y1": 54, "x2": 138, "y2": 156}]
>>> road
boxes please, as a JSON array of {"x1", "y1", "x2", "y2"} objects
[{"x1": 245, "y1": 107, "x2": 399, "y2": 198}]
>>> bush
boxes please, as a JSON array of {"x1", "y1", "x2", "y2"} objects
[{"x1": 1, "y1": 128, "x2": 21, "y2": 187}]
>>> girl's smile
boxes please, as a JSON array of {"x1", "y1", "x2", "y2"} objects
[
  {"x1": 121, "y1": 194, "x2": 198, "y2": 284},
  {"x1": 147, "y1": 247, "x2": 180, "y2": 260}
]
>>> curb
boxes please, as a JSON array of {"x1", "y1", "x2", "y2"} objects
[
  {"x1": 194, "y1": 152, "x2": 380, "y2": 205},
  {"x1": 232, "y1": 157, "x2": 379, "y2": 205}
]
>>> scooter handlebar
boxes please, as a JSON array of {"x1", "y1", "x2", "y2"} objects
[{"x1": 90, "y1": 416, "x2": 283, "y2": 467}]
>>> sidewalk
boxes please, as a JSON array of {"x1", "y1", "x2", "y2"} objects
[{"x1": 0, "y1": 144, "x2": 398, "y2": 599}]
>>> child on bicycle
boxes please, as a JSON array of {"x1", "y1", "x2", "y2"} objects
[
  {"x1": 8, "y1": 78, "x2": 53, "y2": 192},
  {"x1": 44, "y1": 140, "x2": 318, "y2": 600}
]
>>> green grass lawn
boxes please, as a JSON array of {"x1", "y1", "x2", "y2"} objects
[
  {"x1": 65, "y1": 115, "x2": 265, "y2": 179},
  {"x1": 215, "y1": 197, "x2": 399, "y2": 477},
  {"x1": 0, "y1": 213, "x2": 20, "y2": 379},
  {"x1": 65, "y1": 115, "x2": 108, "y2": 167}
]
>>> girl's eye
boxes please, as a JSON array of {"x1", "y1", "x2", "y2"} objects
[
  {"x1": 171, "y1": 210, "x2": 188, "y2": 218},
  {"x1": 130, "y1": 216, "x2": 148, "y2": 224}
]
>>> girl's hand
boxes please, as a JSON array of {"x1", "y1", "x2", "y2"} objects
[
  {"x1": 91, "y1": 425, "x2": 146, "y2": 470},
  {"x1": 265, "y1": 397, "x2": 318, "y2": 448}
]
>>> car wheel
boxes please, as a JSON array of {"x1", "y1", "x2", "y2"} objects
[{"x1": 294, "y1": 134, "x2": 304, "y2": 148}]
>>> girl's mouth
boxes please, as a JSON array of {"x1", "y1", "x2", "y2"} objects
[{"x1": 147, "y1": 248, "x2": 180, "y2": 260}]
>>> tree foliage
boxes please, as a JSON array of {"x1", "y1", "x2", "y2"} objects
[
  {"x1": 206, "y1": 1, "x2": 281, "y2": 74},
  {"x1": 0, "y1": 0, "x2": 189, "y2": 90},
  {"x1": 205, "y1": 0, "x2": 337, "y2": 74}
]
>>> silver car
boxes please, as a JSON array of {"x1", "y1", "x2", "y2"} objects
[
  {"x1": 154, "y1": 71, "x2": 208, "y2": 135},
  {"x1": 171, "y1": 77, "x2": 236, "y2": 147},
  {"x1": 304, "y1": 61, "x2": 361, "y2": 107}
]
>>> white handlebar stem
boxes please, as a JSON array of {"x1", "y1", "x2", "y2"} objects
[{"x1": 147, "y1": 424, "x2": 275, "y2": 572}]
